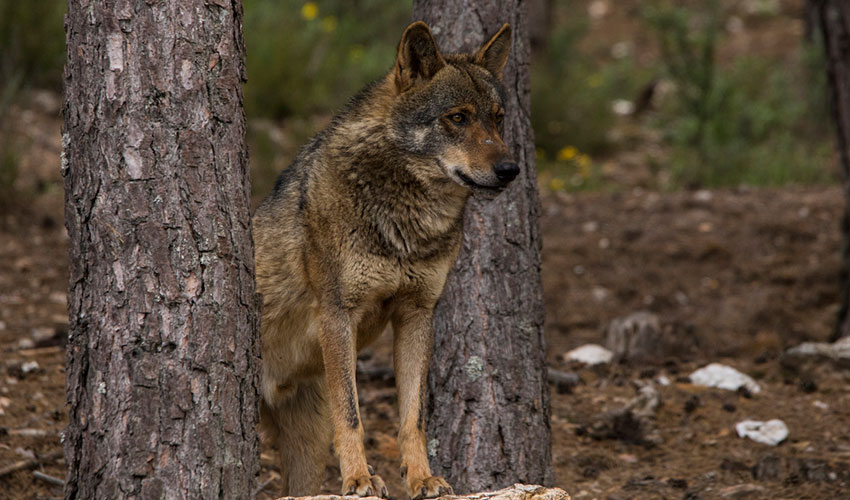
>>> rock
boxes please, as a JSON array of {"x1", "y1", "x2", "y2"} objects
[
  {"x1": 604, "y1": 312, "x2": 661, "y2": 362},
  {"x1": 279, "y1": 484, "x2": 571, "y2": 500},
  {"x1": 21, "y1": 361, "x2": 40, "y2": 374},
  {"x1": 784, "y1": 336, "x2": 850, "y2": 368},
  {"x1": 689, "y1": 363, "x2": 761, "y2": 394},
  {"x1": 752, "y1": 453, "x2": 783, "y2": 481},
  {"x1": 564, "y1": 344, "x2": 613, "y2": 365},
  {"x1": 604, "y1": 311, "x2": 696, "y2": 363},
  {"x1": 547, "y1": 368, "x2": 581, "y2": 393},
  {"x1": 788, "y1": 458, "x2": 832, "y2": 483},
  {"x1": 735, "y1": 419, "x2": 788, "y2": 446}
]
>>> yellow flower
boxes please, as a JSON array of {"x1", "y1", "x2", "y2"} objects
[
  {"x1": 321, "y1": 15, "x2": 337, "y2": 33},
  {"x1": 586, "y1": 73, "x2": 604, "y2": 88},
  {"x1": 301, "y1": 2, "x2": 318, "y2": 21},
  {"x1": 549, "y1": 177, "x2": 565, "y2": 191},
  {"x1": 556, "y1": 146, "x2": 577, "y2": 162}
]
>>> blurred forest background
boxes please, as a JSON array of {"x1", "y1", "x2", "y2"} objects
[{"x1": 0, "y1": 0, "x2": 837, "y2": 204}]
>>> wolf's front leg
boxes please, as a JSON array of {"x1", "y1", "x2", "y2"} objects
[
  {"x1": 392, "y1": 303, "x2": 454, "y2": 500},
  {"x1": 318, "y1": 307, "x2": 388, "y2": 498}
]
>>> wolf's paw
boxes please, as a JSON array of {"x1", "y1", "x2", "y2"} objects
[
  {"x1": 342, "y1": 470, "x2": 388, "y2": 498},
  {"x1": 408, "y1": 476, "x2": 453, "y2": 500}
]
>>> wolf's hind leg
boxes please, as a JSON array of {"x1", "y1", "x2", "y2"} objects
[{"x1": 269, "y1": 379, "x2": 332, "y2": 497}]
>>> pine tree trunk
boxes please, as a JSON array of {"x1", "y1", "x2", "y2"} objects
[
  {"x1": 411, "y1": 1, "x2": 553, "y2": 492},
  {"x1": 62, "y1": 1, "x2": 260, "y2": 498},
  {"x1": 818, "y1": 1, "x2": 850, "y2": 341}
]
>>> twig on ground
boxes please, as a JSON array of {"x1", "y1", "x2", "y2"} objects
[
  {"x1": 33, "y1": 470, "x2": 64, "y2": 486},
  {"x1": 0, "y1": 450, "x2": 63, "y2": 478}
]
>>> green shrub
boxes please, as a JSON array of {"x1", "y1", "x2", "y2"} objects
[
  {"x1": 243, "y1": 0, "x2": 411, "y2": 120},
  {"x1": 644, "y1": 0, "x2": 835, "y2": 188}
]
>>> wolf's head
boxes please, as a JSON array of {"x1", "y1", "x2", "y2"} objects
[{"x1": 388, "y1": 22, "x2": 517, "y2": 198}]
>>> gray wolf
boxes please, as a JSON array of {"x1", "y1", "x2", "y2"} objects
[{"x1": 253, "y1": 20, "x2": 516, "y2": 499}]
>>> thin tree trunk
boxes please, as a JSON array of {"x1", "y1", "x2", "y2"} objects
[
  {"x1": 63, "y1": 1, "x2": 260, "y2": 498},
  {"x1": 817, "y1": 1, "x2": 850, "y2": 341},
  {"x1": 411, "y1": 0, "x2": 553, "y2": 492}
]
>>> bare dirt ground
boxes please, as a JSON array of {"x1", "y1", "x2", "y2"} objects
[{"x1": 2, "y1": 103, "x2": 850, "y2": 500}]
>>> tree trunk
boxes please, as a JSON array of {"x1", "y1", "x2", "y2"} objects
[
  {"x1": 411, "y1": 1, "x2": 553, "y2": 492},
  {"x1": 817, "y1": 1, "x2": 850, "y2": 341},
  {"x1": 63, "y1": 1, "x2": 260, "y2": 498}
]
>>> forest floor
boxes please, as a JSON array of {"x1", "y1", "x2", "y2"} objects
[{"x1": 1, "y1": 100, "x2": 849, "y2": 499}]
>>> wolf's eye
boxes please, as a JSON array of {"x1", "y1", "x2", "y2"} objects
[{"x1": 450, "y1": 113, "x2": 466, "y2": 124}]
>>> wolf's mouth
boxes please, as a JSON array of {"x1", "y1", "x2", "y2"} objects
[{"x1": 455, "y1": 170, "x2": 504, "y2": 192}]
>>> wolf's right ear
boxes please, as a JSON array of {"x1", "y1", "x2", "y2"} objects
[{"x1": 394, "y1": 21, "x2": 446, "y2": 93}]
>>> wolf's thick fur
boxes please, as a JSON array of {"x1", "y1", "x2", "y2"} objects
[{"x1": 254, "y1": 22, "x2": 516, "y2": 499}]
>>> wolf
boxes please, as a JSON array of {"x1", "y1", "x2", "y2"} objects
[{"x1": 253, "y1": 21, "x2": 517, "y2": 499}]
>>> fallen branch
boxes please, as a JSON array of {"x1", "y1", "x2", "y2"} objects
[
  {"x1": 7, "y1": 428, "x2": 52, "y2": 438},
  {"x1": 0, "y1": 450, "x2": 63, "y2": 478},
  {"x1": 33, "y1": 470, "x2": 65, "y2": 486},
  {"x1": 16, "y1": 346, "x2": 63, "y2": 357},
  {"x1": 276, "y1": 483, "x2": 570, "y2": 500}
]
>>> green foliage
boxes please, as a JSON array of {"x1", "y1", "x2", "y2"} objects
[
  {"x1": 644, "y1": 1, "x2": 834, "y2": 188},
  {"x1": 531, "y1": 15, "x2": 647, "y2": 158},
  {"x1": 0, "y1": 0, "x2": 66, "y2": 91},
  {"x1": 243, "y1": 0, "x2": 411, "y2": 120}
]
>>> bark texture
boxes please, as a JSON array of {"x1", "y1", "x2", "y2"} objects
[
  {"x1": 411, "y1": 0, "x2": 553, "y2": 492},
  {"x1": 63, "y1": 1, "x2": 260, "y2": 498},
  {"x1": 818, "y1": 1, "x2": 850, "y2": 340},
  {"x1": 277, "y1": 484, "x2": 570, "y2": 500}
]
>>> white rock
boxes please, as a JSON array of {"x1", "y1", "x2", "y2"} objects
[
  {"x1": 786, "y1": 336, "x2": 850, "y2": 362},
  {"x1": 612, "y1": 99, "x2": 634, "y2": 116},
  {"x1": 736, "y1": 419, "x2": 788, "y2": 446},
  {"x1": 689, "y1": 363, "x2": 761, "y2": 394},
  {"x1": 21, "y1": 361, "x2": 40, "y2": 374},
  {"x1": 564, "y1": 344, "x2": 613, "y2": 365}
]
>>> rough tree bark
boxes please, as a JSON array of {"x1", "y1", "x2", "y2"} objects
[
  {"x1": 816, "y1": 1, "x2": 850, "y2": 341},
  {"x1": 63, "y1": 1, "x2": 259, "y2": 498},
  {"x1": 411, "y1": 0, "x2": 553, "y2": 492}
]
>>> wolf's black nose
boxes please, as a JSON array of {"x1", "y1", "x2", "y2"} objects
[{"x1": 494, "y1": 161, "x2": 520, "y2": 183}]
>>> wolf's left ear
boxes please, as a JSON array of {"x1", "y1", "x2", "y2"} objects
[
  {"x1": 395, "y1": 21, "x2": 446, "y2": 93},
  {"x1": 474, "y1": 24, "x2": 512, "y2": 80}
]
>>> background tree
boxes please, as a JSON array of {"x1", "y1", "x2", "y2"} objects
[
  {"x1": 63, "y1": 1, "x2": 259, "y2": 498},
  {"x1": 814, "y1": 0, "x2": 850, "y2": 341},
  {"x1": 411, "y1": 0, "x2": 554, "y2": 492}
]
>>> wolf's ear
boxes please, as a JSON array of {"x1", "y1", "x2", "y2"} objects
[
  {"x1": 394, "y1": 21, "x2": 446, "y2": 93},
  {"x1": 474, "y1": 24, "x2": 512, "y2": 80}
]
